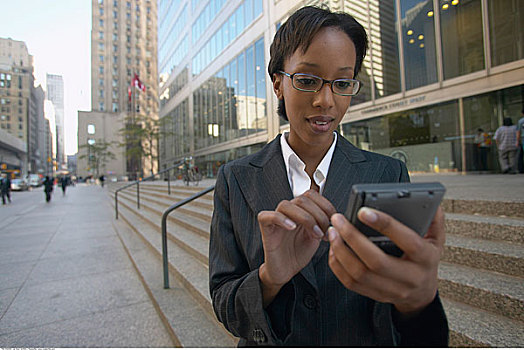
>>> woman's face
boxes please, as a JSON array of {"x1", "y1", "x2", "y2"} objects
[{"x1": 273, "y1": 27, "x2": 357, "y2": 153}]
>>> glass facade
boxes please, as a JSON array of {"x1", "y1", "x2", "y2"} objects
[
  {"x1": 192, "y1": 38, "x2": 267, "y2": 151},
  {"x1": 158, "y1": 0, "x2": 524, "y2": 175}
]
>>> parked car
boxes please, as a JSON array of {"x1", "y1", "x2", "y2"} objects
[
  {"x1": 11, "y1": 178, "x2": 29, "y2": 191},
  {"x1": 26, "y1": 174, "x2": 43, "y2": 187}
]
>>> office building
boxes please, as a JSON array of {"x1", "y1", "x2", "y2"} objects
[
  {"x1": 158, "y1": 0, "x2": 523, "y2": 175},
  {"x1": 0, "y1": 37, "x2": 43, "y2": 177},
  {"x1": 78, "y1": 0, "x2": 159, "y2": 180}
]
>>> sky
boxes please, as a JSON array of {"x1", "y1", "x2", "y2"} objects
[{"x1": 0, "y1": 0, "x2": 92, "y2": 155}]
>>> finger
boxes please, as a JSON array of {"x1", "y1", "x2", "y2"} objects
[
  {"x1": 302, "y1": 189, "x2": 337, "y2": 217},
  {"x1": 258, "y1": 210, "x2": 297, "y2": 231},
  {"x1": 423, "y1": 206, "x2": 446, "y2": 249},
  {"x1": 290, "y1": 193, "x2": 333, "y2": 234},
  {"x1": 328, "y1": 227, "x2": 409, "y2": 302},
  {"x1": 356, "y1": 207, "x2": 429, "y2": 262},
  {"x1": 276, "y1": 201, "x2": 324, "y2": 239},
  {"x1": 330, "y1": 213, "x2": 393, "y2": 272}
]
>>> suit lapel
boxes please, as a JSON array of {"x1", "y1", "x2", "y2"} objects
[{"x1": 314, "y1": 135, "x2": 387, "y2": 261}]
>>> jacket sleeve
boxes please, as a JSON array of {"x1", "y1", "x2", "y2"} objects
[
  {"x1": 208, "y1": 165, "x2": 287, "y2": 346},
  {"x1": 393, "y1": 292, "x2": 449, "y2": 346}
]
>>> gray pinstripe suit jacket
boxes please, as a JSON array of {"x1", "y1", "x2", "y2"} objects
[{"x1": 209, "y1": 133, "x2": 448, "y2": 347}]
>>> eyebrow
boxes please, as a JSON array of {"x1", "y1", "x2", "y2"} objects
[{"x1": 296, "y1": 62, "x2": 354, "y2": 71}]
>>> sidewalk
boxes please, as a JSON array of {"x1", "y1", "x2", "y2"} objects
[{"x1": 0, "y1": 184, "x2": 174, "y2": 347}]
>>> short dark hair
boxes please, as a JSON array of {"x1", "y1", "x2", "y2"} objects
[
  {"x1": 268, "y1": 6, "x2": 368, "y2": 120},
  {"x1": 503, "y1": 117, "x2": 513, "y2": 126}
]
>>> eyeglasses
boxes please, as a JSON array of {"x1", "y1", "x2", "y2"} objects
[{"x1": 279, "y1": 71, "x2": 361, "y2": 96}]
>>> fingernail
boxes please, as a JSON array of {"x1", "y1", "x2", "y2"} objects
[
  {"x1": 359, "y1": 207, "x2": 378, "y2": 223},
  {"x1": 331, "y1": 213, "x2": 344, "y2": 226},
  {"x1": 328, "y1": 226, "x2": 338, "y2": 241},
  {"x1": 313, "y1": 225, "x2": 324, "y2": 238},
  {"x1": 284, "y1": 219, "x2": 296, "y2": 229}
]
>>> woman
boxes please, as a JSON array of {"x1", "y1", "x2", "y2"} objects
[{"x1": 209, "y1": 6, "x2": 448, "y2": 347}]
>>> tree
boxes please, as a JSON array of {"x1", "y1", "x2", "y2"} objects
[
  {"x1": 78, "y1": 139, "x2": 116, "y2": 178},
  {"x1": 118, "y1": 114, "x2": 171, "y2": 178}
]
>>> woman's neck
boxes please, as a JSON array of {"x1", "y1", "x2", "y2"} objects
[{"x1": 286, "y1": 132, "x2": 334, "y2": 177}]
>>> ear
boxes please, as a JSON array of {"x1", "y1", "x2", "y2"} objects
[{"x1": 272, "y1": 73, "x2": 283, "y2": 100}]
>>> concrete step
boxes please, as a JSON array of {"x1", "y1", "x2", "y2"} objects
[
  {"x1": 443, "y1": 234, "x2": 524, "y2": 277},
  {"x1": 116, "y1": 195, "x2": 209, "y2": 265},
  {"x1": 438, "y1": 262, "x2": 524, "y2": 323},
  {"x1": 110, "y1": 200, "x2": 236, "y2": 347},
  {"x1": 442, "y1": 198, "x2": 524, "y2": 219},
  {"x1": 442, "y1": 298, "x2": 524, "y2": 347},
  {"x1": 119, "y1": 189, "x2": 213, "y2": 223},
  {"x1": 445, "y1": 213, "x2": 524, "y2": 244},
  {"x1": 117, "y1": 191, "x2": 211, "y2": 239}
]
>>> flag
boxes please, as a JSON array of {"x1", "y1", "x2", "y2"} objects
[
  {"x1": 128, "y1": 86, "x2": 132, "y2": 102},
  {"x1": 133, "y1": 73, "x2": 146, "y2": 92}
]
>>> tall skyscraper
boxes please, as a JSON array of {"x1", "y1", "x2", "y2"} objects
[
  {"x1": 46, "y1": 73, "x2": 65, "y2": 169},
  {"x1": 77, "y1": 0, "x2": 158, "y2": 180},
  {"x1": 91, "y1": 0, "x2": 158, "y2": 116}
]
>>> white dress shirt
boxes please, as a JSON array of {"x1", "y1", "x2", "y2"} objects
[{"x1": 280, "y1": 132, "x2": 337, "y2": 197}]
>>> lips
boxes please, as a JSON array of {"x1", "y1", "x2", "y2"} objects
[{"x1": 308, "y1": 116, "x2": 335, "y2": 133}]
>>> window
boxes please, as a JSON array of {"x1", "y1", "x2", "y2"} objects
[
  {"x1": 113, "y1": 11, "x2": 118, "y2": 19},
  {"x1": 99, "y1": 79, "x2": 104, "y2": 86},
  {"x1": 99, "y1": 55, "x2": 104, "y2": 62},
  {"x1": 99, "y1": 19, "x2": 104, "y2": 27},
  {"x1": 88, "y1": 138, "x2": 96, "y2": 145},
  {"x1": 441, "y1": 0, "x2": 484, "y2": 79},
  {"x1": 88, "y1": 124, "x2": 96, "y2": 134},
  {"x1": 99, "y1": 89, "x2": 104, "y2": 98},
  {"x1": 99, "y1": 8, "x2": 104, "y2": 16},
  {"x1": 98, "y1": 43, "x2": 104, "y2": 51},
  {"x1": 99, "y1": 66, "x2": 104, "y2": 74},
  {"x1": 488, "y1": 0, "x2": 524, "y2": 66},
  {"x1": 400, "y1": 0, "x2": 438, "y2": 90},
  {"x1": 99, "y1": 102, "x2": 105, "y2": 111},
  {"x1": 112, "y1": 103, "x2": 119, "y2": 112}
]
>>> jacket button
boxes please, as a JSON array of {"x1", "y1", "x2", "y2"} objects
[
  {"x1": 252, "y1": 328, "x2": 266, "y2": 344},
  {"x1": 304, "y1": 295, "x2": 317, "y2": 309}
]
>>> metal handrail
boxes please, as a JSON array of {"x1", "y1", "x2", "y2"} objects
[
  {"x1": 162, "y1": 185, "x2": 215, "y2": 289},
  {"x1": 114, "y1": 160, "x2": 184, "y2": 219}
]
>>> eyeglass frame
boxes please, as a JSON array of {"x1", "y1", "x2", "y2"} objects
[{"x1": 278, "y1": 71, "x2": 361, "y2": 96}]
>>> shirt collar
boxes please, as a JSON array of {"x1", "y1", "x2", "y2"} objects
[{"x1": 280, "y1": 132, "x2": 337, "y2": 196}]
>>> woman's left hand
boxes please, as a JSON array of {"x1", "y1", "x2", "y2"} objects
[{"x1": 327, "y1": 206, "x2": 445, "y2": 315}]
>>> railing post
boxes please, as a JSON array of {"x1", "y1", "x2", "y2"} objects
[
  {"x1": 115, "y1": 191, "x2": 119, "y2": 219},
  {"x1": 162, "y1": 212, "x2": 169, "y2": 289},
  {"x1": 137, "y1": 181, "x2": 140, "y2": 209},
  {"x1": 167, "y1": 169, "x2": 171, "y2": 195}
]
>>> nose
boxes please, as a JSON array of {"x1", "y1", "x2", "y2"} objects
[{"x1": 312, "y1": 81, "x2": 335, "y2": 109}]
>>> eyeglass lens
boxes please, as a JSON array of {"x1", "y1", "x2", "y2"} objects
[{"x1": 293, "y1": 74, "x2": 359, "y2": 95}]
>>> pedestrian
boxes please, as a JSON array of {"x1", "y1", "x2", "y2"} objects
[
  {"x1": 209, "y1": 6, "x2": 448, "y2": 347},
  {"x1": 1, "y1": 173, "x2": 12, "y2": 205},
  {"x1": 60, "y1": 176, "x2": 68, "y2": 195},
  {"x1": 43, "y1": 176, "x2": 54, "y2": 202},
  {"x1": 99, "y1": 175, "x2": 105, "y2": 188},
  {"x1": 516, "y1": 108, "x2": 524, "y2": 173},
  {"x1": 473, "y1": 128, "x2": 491, "y2": 171},
  {"x1": 494, "y1": 117, "x2": 518, "y2": 174}
]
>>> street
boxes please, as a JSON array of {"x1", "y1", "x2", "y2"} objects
[{"x1": 0, "y1": 184, "x2": 174, "y2": 347}]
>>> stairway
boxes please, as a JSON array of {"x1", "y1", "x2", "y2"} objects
[{"x1": 108, "y1": 181, "x2": 524, "y2": 347}]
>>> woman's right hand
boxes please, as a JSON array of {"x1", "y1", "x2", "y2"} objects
[{"x1": 257, "y1": 189, "x2": 336, "y2": 307}]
